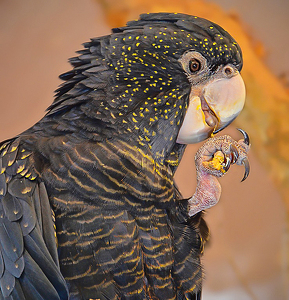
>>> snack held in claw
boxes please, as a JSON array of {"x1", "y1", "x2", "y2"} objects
[
  {"x1": 203, "y1": 150, "x2": 226, "y2": 173},
  {"x1": 0, "y1": 13, "x2": 249, "y2": 299}
]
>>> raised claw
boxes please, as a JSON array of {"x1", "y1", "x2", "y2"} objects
[
  {"x1": 223, "y1": 156, "x2": 231, "y2": 172},
  {"x1": 237, "y1": 128, "x2": 250, "y2": 145},
  {"x1": 241, "y1": 158, "x2": 250, "y2": 182},
  {"x1": 229, "y1": 144, "x2": 239, "y2": 163}
]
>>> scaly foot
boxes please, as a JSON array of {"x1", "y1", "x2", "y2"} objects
[{"x1": 188, "y1": 129, "x2": 250, "y2": 217}]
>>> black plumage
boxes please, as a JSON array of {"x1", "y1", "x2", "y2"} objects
[{"x1": 0, "y1": 13, "x2": 243, "y2": 299}]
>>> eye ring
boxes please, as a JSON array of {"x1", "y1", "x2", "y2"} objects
[{"x1": 189, "y1": 58, "x2": 201, "y2": 73}]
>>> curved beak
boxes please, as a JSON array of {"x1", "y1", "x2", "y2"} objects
[
  {"x1": 177, "y1": 72, "x2": 246, "y2": 144},
  {"x1": 203, "y1": 72, "x2": 246, "y2": 133}
]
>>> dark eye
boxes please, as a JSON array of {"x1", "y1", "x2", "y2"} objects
[{"x1": 189, "y1": 58, "x2": 201, "y2": 73}]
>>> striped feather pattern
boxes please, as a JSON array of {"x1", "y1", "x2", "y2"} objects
[
  {"x1": 29, "y1": 132, "x2": 207, "y2": 299},
  {"x1": 0, "y1": 12, "x2": 243, "y2": 299}
]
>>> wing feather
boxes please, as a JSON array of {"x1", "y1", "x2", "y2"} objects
[
  {"x1": 0, "y1": 216, "x2": 23, "y2": 262},
  {"x1": 0, "y1": 267, "x2": 15, "y2": 297},
  {"x1": 39, "y1": 182, "x2": 59, "y2": 266},
  {"x1": 18, "y1": 200, "x2": 37, "y2": 237},
  {"x1": 7, "y1": 280, "x2": 25, "y2": 300},
  {"x1": 0, "y1": 138, "x2": 68, "y2": 299},
  {"x1": 0, "y1": 174, "x2": 7, "y2": 197},
  {"x1": 19, "y1": 251, "x2": 61, "y2": 300},
  {"x1": 2, "y1": 194, "x2": 22, "y2": 222},
  {"x1": 0, "y1": 246, "x2": 24, "y2": 278}
]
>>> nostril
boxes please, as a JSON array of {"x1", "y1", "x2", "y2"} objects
[{"x1": 224, "y1": 66, "x2": 234, "y2": 77}]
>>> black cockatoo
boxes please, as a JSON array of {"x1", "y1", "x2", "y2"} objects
[{"x1": 0, "y1": 13, "x2": 250, "y2": 300}]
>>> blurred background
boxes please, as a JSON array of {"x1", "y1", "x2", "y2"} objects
[{"x1": 0, "y1": 0, "x2": 288, "y2": 299}]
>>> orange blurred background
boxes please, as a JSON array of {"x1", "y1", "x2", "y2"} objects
[{"x1": 0, "y1": 1, "x2": 288, "y2": 299}]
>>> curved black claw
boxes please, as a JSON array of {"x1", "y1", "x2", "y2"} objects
[
  {"x1": 241, "y1": 158, "x2": 250, "y2": 182},
  {"x1": 237, "y1": 128, "x2": 250, "y2": 145},
  {"x1": 229, "y1": 144, "x2": 239, "y2": 163},
  {"x1": 223, "y1": 156, "x2": 231, "y2": 172}
]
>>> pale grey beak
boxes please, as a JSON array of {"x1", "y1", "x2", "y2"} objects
[{"x1": 177, "y1": 72, "x2": 246, "y2": 144}]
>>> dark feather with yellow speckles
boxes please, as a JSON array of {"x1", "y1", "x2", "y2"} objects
[{"x1": 0, "y1": 13, "x2": 242, "y2": 299}]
